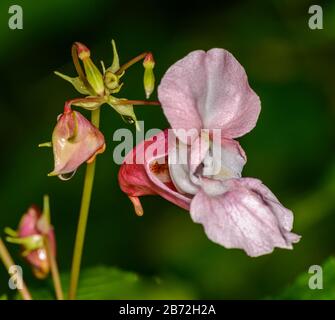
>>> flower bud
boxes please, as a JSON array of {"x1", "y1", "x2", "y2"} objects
[
  {"x1": 104, "y1": 71, "x2": 123, "y2": 92},
  {"x1": 143, "y1": 53, "x2": 155, "y2": 99},
  {"x1": 75, "y1": 42, "x2": 105, "y2": 96},
  {"x1": 6, "y1": 206, "x2": 56, "y2": 279},
  {"x1": 49, "y1": 106, "x2": 105, "y2": 178}
]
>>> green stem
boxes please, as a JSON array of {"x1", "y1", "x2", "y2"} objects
[
  {"x1": 68, "y1": 108, "x2": 101, "y2": 300},
  {"x1": 0, "y1": 238, "x2": 32, "y2": 300},
  {"x1": 45, "y1": 236, "x2": 64, "y2": 300},
  {"x1": 42, "y1": 195, "x2": 64, "y2": 300}
]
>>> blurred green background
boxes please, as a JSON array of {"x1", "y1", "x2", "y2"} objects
[{"x1": 0, "y1": 0, "x2": 334, "y2": 299}]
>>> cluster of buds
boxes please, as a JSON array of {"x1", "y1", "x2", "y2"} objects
[
  {"x1": 5, "y1": 197, "x2": 56, "y2": 279},
  {"x1": 40, "y1": 40, "x2": 158, "y2": 179}
]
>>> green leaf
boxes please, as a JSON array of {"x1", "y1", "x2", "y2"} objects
[
  {"x1": 275, "y1": 257, "x2": 335, "y2": 300},
  {"x1": 26, "y1": 265, "x2": 195, "y2": 300}
]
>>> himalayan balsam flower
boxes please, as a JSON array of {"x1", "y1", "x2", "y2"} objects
[
  {"x1": 119, "y1": 49, "x2": 300, "y2": 257},
  {"x1": 6, "y1": 206, "x2": 56, "y2": 279},
  {"x1": 49, "y1": 105, "x2": 105, "y2": 178}
]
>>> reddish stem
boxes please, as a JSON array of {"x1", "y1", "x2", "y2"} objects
[
  {"x1": 114, "y1": 99, "x2": 160, "y2": 106},
  {"x1": 116, "y1": 52, "x2": 149, "y2": 75}
]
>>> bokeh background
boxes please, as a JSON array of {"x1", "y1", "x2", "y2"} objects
[{"x1": 0, "y1": 0, "x2": 334, "y2": 299}]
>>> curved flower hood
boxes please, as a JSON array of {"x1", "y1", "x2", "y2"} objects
[{"x1": 50, "y1": 109, "x2": 105, "y2": 177}]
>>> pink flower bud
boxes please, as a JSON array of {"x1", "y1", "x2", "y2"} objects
[
  {"x1": 143, "y1": 52, "x2": 155, "y2": 69},
  {"x1": 75, "y1": 42, "x2": 91, "y2": 60},
  {"x1": 6, "y1": 206, "x2": 56, "y2": 279},
  {"x1": 49, "y1": 106, "x2": 105, "y2": 178}
]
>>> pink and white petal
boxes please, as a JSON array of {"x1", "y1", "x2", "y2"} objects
[
  {"x1": 119, "y1": 129, "x2": 191, "y2": 211},
  {"x1": 203, "y1": 49, "x2": 261, "y2": 137},
  {"x1": 168, "y1": 136, "x2": 247, "y2": 196},
  {"x1": 158, "y1": 49, "x2": 261, "y2": 139},
  {"x1": 186, "y1": 133, "x2": 210, "y2": 177},
  {"x1": 190, "y1": 179, "x2": 300, "y2": 257},
  {"x1": 234, "y1": 178, "x2": 300, "y2": 237},
  {"x1": 158, "y1": 51, "x2": 205, "y2": 142},
  {"x1": 168, "y1": 140, "x2": 200, "y2": 195},
  {"x1": 203, "y1": 138, "x2": 246, "y2": 180},
  {"x1": 220, "y1": 137, "x2": 247, "y2": 162}
]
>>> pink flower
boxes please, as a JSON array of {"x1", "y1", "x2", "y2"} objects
[
  {"x1": 49, "y1": 105, "x2": 105, "y2": 178},
  {"x1": 8, "y1": 206, "x2": 56, "y2": 279},
  {"x1": 118, "y1": 49, "x2": 300, "y2": 256}
]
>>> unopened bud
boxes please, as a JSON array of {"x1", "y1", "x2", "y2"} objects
[
  {"x1": 75, "y1": 42, "x2": 105, "y2": 96},
  {"x1": 143, "y1": 53, "x2": 155, "y2": 99},
  {"x1": 5, "y1": 206, "x2": 56, "y2": 279},
  {"x1": 75, "y1": 42, "x2": 90, "y2": 60}
]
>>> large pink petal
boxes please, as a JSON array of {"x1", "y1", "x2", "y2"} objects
[
  {"x1": 118, "y1": 129, "x2": 191, "y2": 212},
  {"x1": 190, "y1": 178, "x2": 300, "y2": 257},
  {"x1": 234, "y1": 178, "x2": 299, "y2": 235},
  {"x1": 158, "y1": 49, "x2": 261, "y2": 140}
]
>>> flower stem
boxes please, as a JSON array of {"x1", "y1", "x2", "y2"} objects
[
  {"x1": 116, "y1": 52, "x2": 148, "y2": 75},
  {"x1": 41, "y1": 195, "x2": 64, "y2": 300},
  {"x1": 0, "y1": 237, "x2": 32, "y2": 300},
  {"x1": 114, "y1": 99, "x2": 160, "y2": 106},
  {"x1": 68, "y1": 108, "x2": 101, "y2": 300},
  {"x1": 44, "y1": 236, "x2": 64, "y2": 300}
]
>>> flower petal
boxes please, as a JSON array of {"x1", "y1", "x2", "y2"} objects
[
  {"x1": 51, "y1": 111, "x2": 105, "y2": 176},
  {"x1": 190, "y1": 178, "x2": 300, "y2": 257},
  {"x1": 168, "y1": 136, "x2": 247, "y2": 196},
  {"x1": 18, "y1": 206, "x2": 40, "y2": 238},
  {"x1": 168, "y1": 139, "x2": 200, "y2": 195},
  {"x1": 237, "y1": 178, "x2": 300, "y2": 237},
  {"x1": 118, "y1": 129, "x2": 191, "y2": 211},
  {"x1": 158, "y1": 49, "x2": 261, "y2": 139}
]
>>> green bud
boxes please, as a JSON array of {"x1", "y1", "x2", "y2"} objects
[
  {"x1": 104, "y1": 71, "x2": 120, "y2": 90},
  {"x1": 143, "y1": 53, "x2": 155, "y2": 99},
  {"x1": 75, "y1": 42, "x2": 105, "y2": 96},
  {"x1": 82, "y1": 58, "x2": 105, "y2": 96}
]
